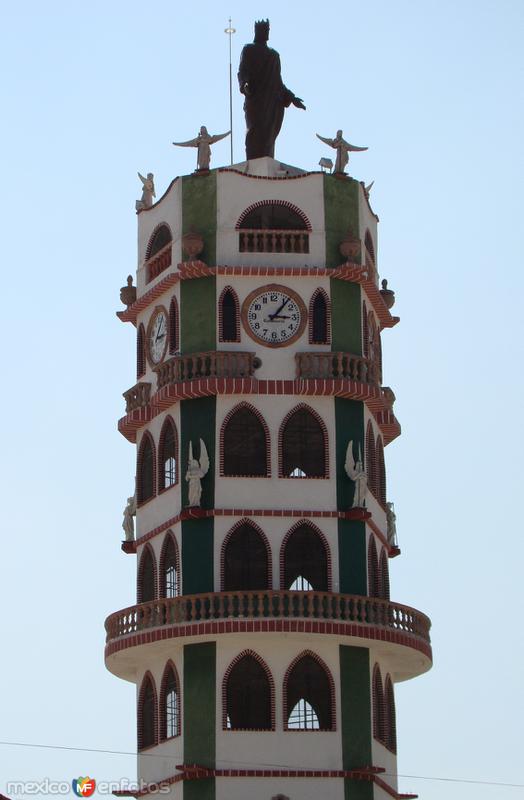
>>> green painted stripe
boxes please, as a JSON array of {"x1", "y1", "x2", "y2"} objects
[
  {"x1": 334, "y1": 397, "x2": 364, "y2": 510},
  {"x1": 330, "y1": 277, "x2": 362, "y2": 355},
  {"x1": 180, "y1": 276, "x2": 216, "y2": 354},
  {"x1": 323, "y1": 174, "x2": 360, "y2": 268},
  {"x1": 180, "y1": 397, "x2": 216, "y2": 509},
  {"x1": 338, "y1": 519, "x2": 367, "y2": 596},
  {"x1": 182, "y1": 172, "x2": 217, "y2": 265},
  {"x1": 183, "y1": 642, "x2": 216, "y2": 800},
  {"x1": 340, "y1": 645, "x2": 373, "y2": 800},
  {"x1": 182, "y1": 517, "x2": 214, "y2": 595}
]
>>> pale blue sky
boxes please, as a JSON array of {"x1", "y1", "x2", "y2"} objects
[{"x1": 1, "y1": 1, "x2": 523, "y2": 798}]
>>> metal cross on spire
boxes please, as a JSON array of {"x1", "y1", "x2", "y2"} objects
[{"x1": 224, "y1": 17, "x2": 236, "y2": 165}]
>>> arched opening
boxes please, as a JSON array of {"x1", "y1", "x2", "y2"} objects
[
  {"x1": 376, "y1": 436, "x2": 386, "y2": 506},
  {"x1": 219, "y1": 287, "x2": 240, "y2": 343},
  {"x1": 365, "y1": 230, "x2": 376, "y2": 278},
  {"x1": 146, "y1": 224, "x2": 173, "y2": 283},
  {"x1": 379, "y1": 549, "x2": 390, "y2": 601},
  {"x1": 160, "y1": 533, "x2": 179, "y2": 599},
  {"x1": 372, "y1": 664, "x2": 385, "y2": 743},
  {"x1": 160, "y1": 662, "x2": 180, "y2": 740},
  {"x1": 283, "y1": 523, "x2": 328, "y2": 591},
  {"x1": 137, "y1": 433, "x2": 155, "y2": 504},
  {"x1": 285, "y1": 653, "x2": 333, "y2": 731},
  {"x1": 238, "y1": 202, "x2": 310, "y2": 254},
  {"x1": 222, "y1": 404, "x2": 269, "y2": 477},
  {"x1": 137, "y1": 324, "x2": 146, "y2": 379},
  {"x1": 310, "y1": 290, "x2": 329, "y2": 345},
  {"x1": 138, "y1": 673, "x2": 158, "y2": 750},
  {"x1": 280, "y1": 406, "x2": 327, "y2": 478},
  {"x1": 362, "y1": 301, "x2": 369, "y2": 359},
  {"x1": 223, "y1": 522, "x2": 269, "y2": 591},
  {"x1": 169, "y1": 297, "x2": 179, "y2": 354},
  {"x1": 137, "y1": 545, "x2": 156, "y2": 603},
  {"x1": 368, "y1": 537, "x2": 379, "y2": 598},
  {"x1": 158, "y1": 417, "x2": 177, "y2": 492},
  {"x1": 147, "y1": 224, "x2": 172, "y2": 259},
  {"x1": 225, "y1": 653, "x2": 272, "y2": 730},
  {"x1": 385, "y1": 675, "x2": 397, "y2": 753},
  {"x1": 366, "y1": 421, "x2": 377, "y2": 496}
]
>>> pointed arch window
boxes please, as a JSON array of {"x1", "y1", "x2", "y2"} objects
[
  {"x1": 368, "y1": 537, "x2": 379, "y2": 598},
  {"x1": 146, "y1": 224, "x2": 172, "y2": 283},
  {"x1": 138, "y1": 545, "x2": 156, "y2": 603},
  {"x1": 385, "y1": 675, "x2": 397, "y2": 753},
  {"x1": 366, "y1": 421, "x2": 377, "y2": 496},
  {"x1": 280, "y1": 406, "x2": 327, "y2": 478},
  {"x1": 222, "y1": 404, "x2": 269, "y2": 477},
  {"x1": 362, "y1": 301, "x2": 369, "y2": 359},
  {"x1": 365, "y1": 230, "x2": 376, "y2": 277},
  {"x1": 283, "y1": 524, "x2": 328, "y2": 591},
  {"x1": 372, "y1": 664, "x2": 385, "y2": 743},
  {"x1": 137, "y1": 433, "x2": 155, "y2": 504},
  {"x1": 223, "y1": 522, "x2": 269, "y2": 591},
  {"x1": 219, "y1": 287, "x2": 240, "y2": 342},
  {"x1": 160, "y1": 533, "x2": 179, "y2": 599},
  {"x1": 158, "y1": 417, "x2": 178, "y2": 491},
  {"x1": 285, "y1": 654, "x2": 334, "y2": 731},
  {"x1": 138, "y1": 674, "x2": 158, "y2": 750},
  {"x1": 309, "y1": 289, "x2": 330, "y2": 345},
  {"x1": 137, "y1": 324, "x2": 146, "y2": 379},
  {"x1": 379, "y1": 549, "x2": 390, "y2": 601},
  {"x1": 169, "y1": 297, "x2": 179, "y2": 354},
  {"x1": 225, "y1": 653, "x2": 273, "y2": 730},
  {"x1": 160, "y1": 662, "x2": 180, "y2": 740},
  {"x1": 376, "y1": 436, "x2": 386, "y2": 507}
]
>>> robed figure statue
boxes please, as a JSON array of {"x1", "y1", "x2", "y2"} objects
[{"x1": 238, "y1": 19, "x2": 305, "y2": 160}]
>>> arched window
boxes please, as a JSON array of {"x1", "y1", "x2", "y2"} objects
[
  {"x1": 368, "y1": 537, "x2": 379, "y2": 598},
  {"x1": 384, "y1": 675, "x2": 397, "y2": 753},
  {"x1": 137, "y1": 324, "x2": 146, "y2": 379},
  {"x1": 365, "y1": 230, "x2": 376, "y2": 276},
  {"x1": 237, "y1": 201, "x2": 310, "y2": 254},
  {"x1": 146, "y1": 224, "x2": 172, "y2": 283},
  {"x1": 158, "y1": 417, "x2": 178, "y2": 492},
  {"x1": 376, "y1": 436, "x2": 386, "y2": 507},
  {"x1": 147, "y1": 224, "x2": 172, "y2": 259},
  {"x1": 309, "y1": 289, "x2": 329, "y2": 345},
  {"x1": 284, "y1": 653, "x2": 334, "y2": 731},
  {"x1": 137, "y1": 545, "x2": 156, "y2": 603},
  {"x1": 379, "y1": 549, "x2": 390, "y2": 601},
  {"x1": 225, "y1": 653, "x2": 273, "y2": 730},
  {"x1": 169, "y1": 297, "x2": 179, "y2": 354},
  {"x1": 222, "y1": 404, "x2": 269, "y2": 477},
  {"x1": 159, "y1": 533, "x2": 179, "y2": 599},
  {"x1": 160, "y1": 662, "x2": 180, "y2": 740},
  {"x1": 280, "y1": 405, "x2": 327, "y2": 478},
  {"x1": 223, "y1": 522, "x2": 270, "y2": 591},
  {"x1": 365, "y1": 421, "x2": 377, "y2": 496},
  {"x1": 362, "y1": 301, "x2": 369, "y2": 359},
  {"x1": 282, "y1": 523, "x2": 329, "y2": 591},
  {"x1": 137, "y1": 433, "x2": 155, "y2": 504},
  {"x1": 372, "y1": 664, "x2": 385, "y2": 743},
  {"x1": 138, "y1": 673, "x2": 158, "y2": 750},
  {"x1": 219, "y1": 287, "x2": 240, "y2": 343}
]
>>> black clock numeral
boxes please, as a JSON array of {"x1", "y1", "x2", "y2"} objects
[
  {"x1": 270, "y1": 293, "x2": 278, "y2": 301},
  {"x1": 262, "y1": 296, "x2": 268, "y2": 304},
  {"x1": 254, "y1": 303, "x2": 261, "y2": 310},
  {"x1": 254, "y1": 323, "x2": 260, "y2": 330}
]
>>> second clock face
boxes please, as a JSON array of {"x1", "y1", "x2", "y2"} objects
[
  {"x1": 242, "y1": 285, "x2": 307, "y2": 347},
  {"x1": 147, "y1": 306, "x2": 168, "y2": 365}
]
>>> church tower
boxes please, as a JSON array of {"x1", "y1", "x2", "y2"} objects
[{"x1": 105, "y1": 26, "x2": 431, "y2": 800}]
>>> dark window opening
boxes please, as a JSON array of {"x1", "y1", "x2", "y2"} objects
[
  {"x1": 283, "y1": 525, "x2": 328, "y2": 591},
  {"x1": 286, "y1": 655, "x2": 332, "y2": 730},
  {"x1": 239, "y1": 204, "x2": 308, "y2": 231},
  {"x1": 311, "y1": 292, "x2": 328, "y2": 344},
  {"x1": 223, "y1": 406, "x2": 268, "y2": 476},
  {"x1": 139, "y1": 677, "x2": 157, "y2": 750},
  {"x1": 161, "y1": 535, "x2": 179, "y2": 599},
  {"x1": 137, "y1": 324, "x2": 146, "y2": 379},
  {"x1": 368, "y1": 537, "x2": 379, "y2": 598},
  {"x1": 226, "y1": 655, "x2": 272, "y2": 730},
  {"x1": 162, "y1": 666, "x2": 179, "y2": 739},
  {"x1": 138, "y1": 548, "x2": 155, "y2": 603},
  {"x1": 169, "y1": 298, "x2": 178, "y2": 354},
  {"x1": 224, "y1": 523, "x2": 269, "y2": 591},
  {"x1": 220, "y1": 289, "x2": 239, "y2": 342},
  {"x1": 137, "y1": 435, "x2": 155, "y2": 504},
  {"x1": 148, "y1": 225, "x2": 172, "y2": 259},
  {"x1": 159, "y1": 420, "x2": 177, "y2": 490},
  {"x1": 281, "y1": 408, "x2": 326, "y2": 478}
]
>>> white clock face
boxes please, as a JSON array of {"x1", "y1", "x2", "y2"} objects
[
  {"x1": 148, "y1": 308, "x2": 168, "y2": 364},
  {"x1": 242, "y1": 285, "x2": 307, "y2": 347}
]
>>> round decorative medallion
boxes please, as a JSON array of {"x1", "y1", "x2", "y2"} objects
[
  {"x1": 146, "y1": 305, "x2": 168, "y2": 366},
  {"x1": 241, "y1": 284, "x2": 307, "y2": 347}
]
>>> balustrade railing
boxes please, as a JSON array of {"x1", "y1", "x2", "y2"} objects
[
  {"x1": 146, "y1": 243, "x2": 172, "y2": 283},
  {"x1": 123, "y1": 382, "x2": 151, "y2": 413},
  {"x1": 296, "y1": 352, "x2": 380, "y2": 385},
  {"x1": 239, "y1": 229, "x2": 309, "y2": 254},
  {"x1": 105, "y1": 590, "x2": 431, "y2": 645},
  {"x1": 155, "y1": 351, "x2": 257, "y2": 390}
]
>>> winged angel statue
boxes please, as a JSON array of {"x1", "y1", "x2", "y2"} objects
[
  {"x1": 173, "y1": 126, "x2": 230, "y2": 171},
  {"x1": 316, "y1": 130, "x2": 368, "y2": 174},
  {"x1": 186, "y1": 439, "x2": 210, "y2": 507},
  {"x1": 344, "y1": 440, "x2": 367, "y2": 508}
]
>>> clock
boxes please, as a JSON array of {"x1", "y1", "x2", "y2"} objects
[
  {"x1": 146, "y1": 306, "x2": 168, "y2": 366},
  {"x1": 241, "y1": 284, "x2": 307, "y2": 347}
]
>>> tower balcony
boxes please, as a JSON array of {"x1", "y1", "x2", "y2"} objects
[
  {"x1": 154, "y1": 350, "x2": 258, "y2": 390},
  {"x1": 296, "y1": 352, "x2": 380, "y2": 385},
  {"x1": 105, "y1": 590, "x2": 432, "y2": 682}
]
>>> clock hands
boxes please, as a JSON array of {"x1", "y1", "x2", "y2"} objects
[{"x1": 268, "y1": 296, "x2": 290, "y2": 320}]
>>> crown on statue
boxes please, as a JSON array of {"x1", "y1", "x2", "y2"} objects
[{"x1": 254, "y1": 18, "x2": 270, "y2": 36}]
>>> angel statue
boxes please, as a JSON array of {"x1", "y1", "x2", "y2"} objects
[
  {"x1": 316, "y1": 130, "x2": 368, "y2": 175},
  {"x1": 122, "y1": 492, "x2": 136, "y2": 541},
  {"x1": 386, "y1": 502, "x2": 398, "y2": 546},
  {"x1": 185, "y1": 438, "x2": 210, "y2": 507},
  {"x1": 344, "y1": 440, "x2": 367, "y2": 508},
  {"x1": 173, "y1": 126, "x2": 231, "y2": 171},
  {"x1": 136, "y1": 172, "x2": 155, "y2": 211}
]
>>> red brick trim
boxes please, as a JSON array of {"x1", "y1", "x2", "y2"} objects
[
  {"x1": 364, "y1": 229, "x2": 376, "y2": 266},
  {"x1": 145, "y1": 223, "x2": 172, "y2": 261},
  {"x1": 235, "y1": 200, "x2": 312, "y2": 231},
  {"x1": 137, "y1": 671, "x2": 158, "y2": 751},
  {"x1": 137, "y1": 431, "x2": 156, "y2": 506},
  {"x1": 159, "y1": 659, "x2": 181, "y2": 740},
  {"x1": 278, "y1": 403, "x2": 329, "y2": 479},
  {"x1": 219, "y1": 402, "x2": 271, "y2": 477},
  {"x1": 365, "y1": 517, "x2": 400, "y2": 559},
  {"x1": 222, "y1": 649, "x2": 276, "y2": 731},
  {"x1": 308, "y1": 288, "x2": 331, "y2": 345},
  {"x1": 118, "y1": 274, "x2": 180, "y2": 325},
  {"x1": 218, "y1": 167, "x2": 321, "y2": 181},
  {"x1": 218, "y1": 286, "x2": 241, "y2": 342},
  {"x1": 137, "y1": 543, "x2": 158, "y2": 603},
  {"x1": 157, "y1": 415, "x2": 178, "y2": 494},
  {"x1": 282, "y1": 650, "x2": 336, "y2": 731},
  {"x1": 279, "y1": 520, "x2": 332, "y2": 591},
  {"x1": 220, "y1": 519, "x2": 273, "y2": 591},
  {"x1": 158, "y1": 530, "x2": 180, "y2": 598}
]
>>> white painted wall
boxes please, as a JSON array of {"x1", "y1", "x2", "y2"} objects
[{"x1": 136, "y1": 178, "x2": 183, "y2": 295}]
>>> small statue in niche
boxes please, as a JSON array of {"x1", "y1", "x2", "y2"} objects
[
  {"x1": 173, "y1": 126, "x2": 230, "y2": 171},
  {"x1": 136, "y1": 172, "x2": 156, "y2": 210},
  {"x1": 386, "y1": 502, "x2": 398, "y2": 546},
  {"x1": 344, "y1": 440, "x2": 367, "y2": 508},
  {"x1": 316, "y1": 130, "x2": 368, "y2": 175},
  {"x1": 185, "y1": 439, "x2": 210, "y2": 507},
  {"x1": 122, "y1": 492, "x2": 136, "y2": 541}
]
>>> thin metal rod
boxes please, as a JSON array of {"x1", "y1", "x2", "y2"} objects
[{"x1": 225, "y1": 18, "x2": 236, "y2": 165}]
